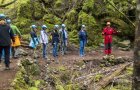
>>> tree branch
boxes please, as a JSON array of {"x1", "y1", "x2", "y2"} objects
[
  {"x1": 0, "y1": 0, "x2": 17, "y2": 8},
  {"x1": 106, "y1": 0, "x2": 135, "y2": 28}
]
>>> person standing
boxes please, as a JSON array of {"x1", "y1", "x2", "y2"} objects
[
  {"x1": 0, "y1": 14, "x2": 15, "y2": 70},
  {"x1": 40, "y1": 25, "x2": 48, "y2": 59},
  {"x1": 79, "y1": 25, "x2": 87, "y2": 57},
  {"x1": 6, "y1": 19, "x2": 21, "y2": 58},
  {"x1": 102, "y1": 21, "x2": 117, "y2": 57},
  {"x1": 29, "y1": 25, "x2": 39, "y2": 49},
  {"x1": 59, "y1": 24, "x2": 68, "y2": 55},
  {"x1": 52, "y1": 25, "x2": 60, "y2": 59},
  {"x1": 29, "y1": 25, "x2": 40, "y2": 62}
]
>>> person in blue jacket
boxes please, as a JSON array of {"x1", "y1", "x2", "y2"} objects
[
  {"x1": 79, "y1": 25, "x2": 88, "y2": 57},
  {"x1": 29, "y1": 25, "x2": 39, "y2": 49},
  {"x1": 51, "y1": 25, "x2": 59, "y2": 60}
]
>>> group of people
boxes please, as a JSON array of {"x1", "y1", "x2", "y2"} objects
[
  {"x1": 0, "y1": 13, "x2": 117, "y2": 70},
  {"x1": 0, "y1": 14, "x2": 21, "y2": 70},
  {"x1": 29, "y1": 24, "x2": 68, "y2": 61}
]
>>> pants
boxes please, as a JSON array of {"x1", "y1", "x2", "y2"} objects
[
  {"x1": 61, "y1": 39, "x2": 67, "y2": 55},
  {"x1": 53, "y1": 42, "x2": 58, "y2": 57},
  {"x1": 0, "y1": 46, "x2": 11, "y2": 67},
  {"x1": 12, "y1": 47, "x2": 18, "y2": 58},
  {"x1": 42, "y1": 43, "x2": 47, "y2": 58},
  {"x1": 105, "y1": 43, "x2": 112, "y2": 55},
  {"x1": 79, "y1": 40, "x2": 86, "y2": 56}
]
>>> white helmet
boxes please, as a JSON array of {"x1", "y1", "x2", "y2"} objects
[
  {"x1": 82, "y1": 25, "x2": 85, "y2": 28},
  {"x1": 62, "y1": 24, "x2": 66, "y2": 27}
]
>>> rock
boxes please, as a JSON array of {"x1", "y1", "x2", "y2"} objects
[
  {"x1": 100, "y1": 43, "x2": 104, "y2": 48},
  {"x1": 17, "y1": 48, "x2": 28, "y2": 56},
  {"x1": 118, "y1": 40, "x2": 131, "y2": 48},
  {"x1": 118, "y1": 47, "x2": 130, "y2": 51}
]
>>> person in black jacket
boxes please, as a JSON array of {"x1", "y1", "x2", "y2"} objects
[
  {"x1": 51, "y1": 25, "x2": 59, "y2": 59},
  {"x1": 0, "y1": 14, "x2": 15, "y2": 70}
]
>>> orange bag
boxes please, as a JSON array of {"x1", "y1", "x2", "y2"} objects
[{"x1": 12, "y1": 35, "x2": 21, "y2": 47}]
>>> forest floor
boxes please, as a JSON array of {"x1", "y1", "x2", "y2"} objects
[{"x1": 0, "y1": 46, "x2": 133, "y2": 90}]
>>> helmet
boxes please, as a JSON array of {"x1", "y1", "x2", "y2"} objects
[
  {"x1": 42, "y1": 25, "x2": 47, "y2": 29},
  {"x1": 0, "y1": 14, "x2": 6, "y2": 20},
  {"x1": 62, "y1": 24, "x2": 65, "y2": 27},
  {"x1": 54, "y1": 25, "x2": 59, "y2": 28},
  {"x1": 82, "y1": 25, "x2": 85, "y2": 28},
  {"x1": 31, "y1": 25, "x2": 37, "y2": 29},
  {"x1": 6, "y1": 19, "x2": 11, "y2": 24}
]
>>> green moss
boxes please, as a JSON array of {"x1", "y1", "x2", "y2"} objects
[
  {"x1": 11, "y1": 59, "x2": 41, "y2": 90},
  {"x1": 56, "y1": 85, "x2": 65, "y2": 90}
]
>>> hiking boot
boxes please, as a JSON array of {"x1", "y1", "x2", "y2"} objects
[{"x1": 5, "y1": 67, "x2": 10, "y2": 70}]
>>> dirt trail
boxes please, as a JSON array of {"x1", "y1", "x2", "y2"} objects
[{"x1": 0, "y1": 48, "x2": 133, "y2": 90}]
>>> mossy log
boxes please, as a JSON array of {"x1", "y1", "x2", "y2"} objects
[{"x1": 91, "y1": 62, "x2": 131, "y2": 90}]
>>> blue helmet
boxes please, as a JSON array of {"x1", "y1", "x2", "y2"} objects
[
  {"x1": 0, "y1": 14, "x2": 6, "y2": 20},
  {"x1": 31, "y1": 25, "x2": 37, "y2": 29},
  {"x1": 6, "y1": 19, "x2": 11, "y2": 24},
  {"x1": 62, "y1": 24, "x2": 65, "y2": 27},
  {"x1": 42, "y1": 25, "x2": 47, "y2": 29}
]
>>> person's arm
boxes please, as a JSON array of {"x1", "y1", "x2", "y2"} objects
[
  {"x1": 9, "y1": 28, "x2": 15, "y2": 43},
  {"x1": 41, "y1": 31, "x2": 45, "y2": 43},
  {"x1": 102, "y1": 28, "x2": 106, "y2": 35},
  {"x1": 79, "y1": 31, "x2": 82, "y2": 40},
  {"x1": 15, "y1": 26, "x2": 21, "y2": 37},
  {"x1": 30, "y1": 32, "x2": 36, "y2": 44}
]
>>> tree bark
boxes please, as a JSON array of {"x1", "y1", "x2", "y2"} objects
[{"x1": 132, "y1": 0, "x2": 140, "y2": 90}]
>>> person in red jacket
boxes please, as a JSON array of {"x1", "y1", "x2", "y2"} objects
[{"x1": 102, "y1": 21, "x2": 116, "y2": 56}]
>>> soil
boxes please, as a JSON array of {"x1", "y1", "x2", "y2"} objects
[{"x1": 0, "y1": 47, "x2": 133, "y2": 90}]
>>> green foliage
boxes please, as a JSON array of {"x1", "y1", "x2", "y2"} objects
[
  {"x1": 15, "y1": 17, "x2": 31, "y2": 34},
  {"x1": 56, "y1": 85, "x2": 65, "y2": 90},
  {"x1": 69, "y1": 30, "x2": 78, "y2": 44},
  {"x1": 126, "y1": 67, "x2": 133, "y2": 75},
  {"x1": 94, "y1": 74, "x2": 103, "y2": 82},
  {"x1": 3, "y1": 0, "x2": 136, "y2": 46},
  {"x1": 55, "y1": 0, "x2": 63, "y2": 8},
  {"x1": 17, "y1": 1, "x2": 31, "y2": 18},
  {"x1": 82, "y1": 0, "x2": 94, "y2": 12}
]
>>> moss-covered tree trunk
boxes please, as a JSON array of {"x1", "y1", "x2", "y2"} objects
[{"x1": 132, "y1": 0, "x2": 140, "y2": 90}]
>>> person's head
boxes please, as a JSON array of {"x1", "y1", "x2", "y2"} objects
[
  {"x1": 62, "y1": 24, "x2": 65, "y2": 29},
  {"x1": 42, "y1": 25, "x2": 47, "y2": 30},
  {"x1": 0, "y1": 14, "x2": 6, "y2": 25},
  {"x1": 106, "y1": 21, "x2": 111, "y2": 26},
  {"x1": 6, "y1": 19, "x2": 11, "y2": 25},
  {"x1": 31, "y1": 25, "x2": 37, "y2": 32}
]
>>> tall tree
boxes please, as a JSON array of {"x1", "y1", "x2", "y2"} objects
[{"x1": 133, "y1": 0, "x2": 140, "y2": 90}]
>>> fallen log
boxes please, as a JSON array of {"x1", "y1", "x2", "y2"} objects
[
  {"x1": 89, "y1": 62, "x2": 131, "y2": 90},
  {"x1": 75, "y1": 65, "x2": 118, "y2": 82}
]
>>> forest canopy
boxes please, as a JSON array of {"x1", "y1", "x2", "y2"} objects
[{"x1": 0, "y1": 0, "x2": 136, "y2": 46}]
